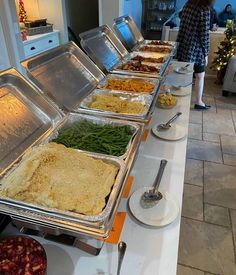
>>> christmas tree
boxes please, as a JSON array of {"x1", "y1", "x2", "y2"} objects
[
  {"x1": 211, "y1": 21, "x2": 236, "y2": 83},
  {"x1": 18, "y1": 0, "x2": 27, "y2": 23}
]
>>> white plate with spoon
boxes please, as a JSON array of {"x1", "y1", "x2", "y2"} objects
[
  {"x1": 129, "y1": 160, "x2": 179, "y2": 227},
  {"x1": 174, "y1": 64, "x2": 193, "y2": 74},
  {"x1": 152, "y1": 112, "x2": 187, "y2": 141}
]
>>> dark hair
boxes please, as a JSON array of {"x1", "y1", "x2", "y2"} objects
[
  {"x1": 225, "y1": 4, "x2": 232, "y2": 11},
  {"x1": 188, "y1": 0, "x2": 215, "y2": 7}
]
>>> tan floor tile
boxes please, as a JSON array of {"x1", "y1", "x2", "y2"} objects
[
  {"x1": 203, "y1": 133, "x2": 220, "y2": 143},
  {"x1": 203, "y1": 111, "x2": 235, "y2": 135},
  {"x1": 185, "y1": 159, "x2": 203, "y2": 186},
  {"x1": 223, "y1": 154, "x2": 236, "y2": 166},
  {"x1": 204, "y1": 204, "x2": 230, "y2": 227},
  {"x1": 216, "y1": 96, "x2": 236, "y2": 110},
  {"x1": 221, "y1": 135, "x2": 236, "y2": 155},
  {"x1": 204, "y1": 162, "x2": 236, "y2": 209},
  {"x1": 189, "y1": 110, "x2": 203, "y2": 124},
  {"x1": 232, "y1": 110, "x2": 236, "y2": 124},
  {"x1": 182, "y1": 184, "x2": 203, "y2": 220},
  {"x1": 177, "y1": 264, "x2": 204, "y2": 275},
  {"x1": 187, "y1": 140, "x2": 222, "y2": 163},
  {"x1": 188, "y1": 123, "x2": 202, "y2": 140},
  {"x1": 178, "y1": 218, "x2": 236, "y2": 275},
  {"x1": 230, "y1": 209, "x2": 236, "y2": 257}
]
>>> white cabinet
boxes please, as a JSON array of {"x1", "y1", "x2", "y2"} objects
[{"x1": 23, "y1": 31, "x2": 59, "y2": 58}]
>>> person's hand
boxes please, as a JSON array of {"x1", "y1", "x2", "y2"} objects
[
  {"x1": 205, "y1": 56, "x2": 208, "y2": 67},
  {"x1": 211, "y1": 23, "x2": 218, "y2": 32}
]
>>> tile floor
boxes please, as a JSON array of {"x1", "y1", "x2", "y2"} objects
[{"x1": 177, "y1": 78, "x2": 236, "y2": 275}]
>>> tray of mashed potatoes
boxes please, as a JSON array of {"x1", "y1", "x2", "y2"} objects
[{"x1": 0, "y1": 142, "x2": 127, "y2": 236}]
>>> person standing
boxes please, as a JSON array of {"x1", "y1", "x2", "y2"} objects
[
  {"x1": 218, "y1": 4, "x2": 235, "y2": 27},
  {"x1": 210, "y1": 5, "x2": 218, "y2": 31},
  {"x1": 176, "y1": 0, "x2": 213, "y2": 110}
]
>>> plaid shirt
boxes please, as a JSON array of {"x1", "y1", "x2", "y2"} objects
[{"x1": 176, "y1": 3, "x2": 210, "y2": 66}]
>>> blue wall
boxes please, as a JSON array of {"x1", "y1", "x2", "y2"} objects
[{"x1": 176, "y1": 0, "x2": 236, "y2": 13}]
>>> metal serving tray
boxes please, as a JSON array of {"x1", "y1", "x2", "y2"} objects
[
  {"x1": 0, "y1": 150, "x2": 126, "y2": 238},
  {"x1": 79, "y1": 89, "x2": 154, "y2": 123},
  {"x1": 113, "y1": 15, "x2": 178, "y2": 55},
  {"x1": 21, "y1": 41, "x2": 105, "y2": 112},
  {"x1": 79, "y1": 25, "x2": 128, "y2": 73},
  {"x1": 44, "y1": 112, "x2": 142, "y2": 160},
  {"x1": 0, "y1": 68, "x2": 141, "y2": 239},
  {"x1": 79, "y1": 25, "x2": 165, "y2": 79},
  {"x1": 0, "y1": 68, "x2": 62, "y2": 177},
  {"x1": 97, "y1": 73, "x2": 160, "y2": 95}
]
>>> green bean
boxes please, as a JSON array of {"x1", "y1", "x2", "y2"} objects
[{"x1": 52, "y1": 120, "x2": 134, "y2": 156}]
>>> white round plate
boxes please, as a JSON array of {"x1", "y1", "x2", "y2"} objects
[
  {"x1": 152, "y1": 123, "x2": 187, "y2": 141},
  {"x1": 174, "y1": 67, "x2": 193, "y2": 75},
  {"x1": 170, "y1": 87, "x2": 192, "y2": 97},
  {"x1": 129, "y1": 187, "x2": 179, "y2": 227}
]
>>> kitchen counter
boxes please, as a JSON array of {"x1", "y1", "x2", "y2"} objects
[{"x1": 2, "y1": 61, "x2": 193, "y2": 275}]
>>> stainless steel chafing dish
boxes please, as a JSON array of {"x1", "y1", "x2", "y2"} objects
[
  {"x1": 21, "y1": 41, "x2": 159, "y2": 123},
  {"x1": 0, "y1": 68, "x2": 142, "y2": 244},
  {"x1": 79, "y1": 25, "x2": 170, "y2": 79},
  {"x1": 112, "y1": 15, "x2": 178, "y2": 55}
]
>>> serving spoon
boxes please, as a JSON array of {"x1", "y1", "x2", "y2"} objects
[
  {"x1": 140, "y1": 159, "x2": 167, "y2": 209},
  {"x1": 157, "y1": 112, "x2": 182, "y2": 130}
]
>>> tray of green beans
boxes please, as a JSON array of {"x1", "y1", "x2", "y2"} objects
[{"x1": 51, "y1": 117, "x2": 137, "y2": 157}]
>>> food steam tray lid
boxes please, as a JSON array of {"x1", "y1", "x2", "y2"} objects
[
  {"x1": 21, "y1": 41, "x2": 105, "y2": 112},
  {"x1": 79, "y1": 25, "x2": 128, "y2": 73},
  {"x1": 0, "y1": 68, "x2": 62, "y2": 177},
  {"x1": 113, "y1": 15, "x2": 144, "y2": 52}
]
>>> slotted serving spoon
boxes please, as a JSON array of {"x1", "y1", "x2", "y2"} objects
[
  {"x1": 140, "y1": 159, "x2": 167, "y2": 209},
  {"x1": 157, "y1": 112, "x2": 182, "y2": 130}
]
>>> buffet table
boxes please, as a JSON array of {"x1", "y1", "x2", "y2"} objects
[{"x1": 2, "y1": 61, "x2": 193, "y2": 275}]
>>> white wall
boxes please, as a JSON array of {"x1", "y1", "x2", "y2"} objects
[
  {"x1": 121, "y1": 0, "x2": 142, "y2": 30},
  {"x1": 99, "y1": 0, "x2": 121, "y2": 27},
  {"x1": 18, "y1": 0, "x2": 68, "y2": 43},
  {"x1": 38, "y1": 0, "x2": 68, "y2": 43}
]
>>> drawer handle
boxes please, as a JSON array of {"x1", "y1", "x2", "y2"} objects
[
  {"x1": 30, "y1": 46, "x2": 36, "y2": 51},
  {"x1": 48, "y1": 40, "x2": 53, "y2": 43}
]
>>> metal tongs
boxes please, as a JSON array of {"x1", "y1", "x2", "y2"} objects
[
  {"x1": 140, "y1": 159, "x2": 167, "y2": 209},
  {"x1": 179, "y1": 63, "x2": 190, "y2": 72},
  {"x1": 157, "y1": 112, "x2": 182, "y2": 131}
]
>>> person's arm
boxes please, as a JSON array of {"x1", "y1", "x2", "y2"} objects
[{"x1": 199, "y1": 7, "x2": 210, "y2": 58}]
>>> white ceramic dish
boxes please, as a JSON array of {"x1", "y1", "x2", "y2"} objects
[
  {"x1": 174, "y1": 67, "x2": 194, "y2": 75},
  {"x1": 170, "y1": 87, "x2": 192, "y2": 97},
  {"x1": 152, "y1": 123, "x2": 187, "y2": 141},
  {"x1": 129, "y1": 187, "x2": 179, "y2": 227}
]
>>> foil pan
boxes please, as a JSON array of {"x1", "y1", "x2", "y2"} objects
[
  {"x1": 44, "y1": 113, "x2": 142, "y2": 160},
  {"x1": 97, "y1": 73, "x2": 160, "y2": 95},
  {"x1": 144, "y1": 40, "x2": 177, "y2": 47},
  {"x1": 111, "y1": 59, "x2": 165, "y2": 79},
  {"x1": 0, "y1": 68, "x2": 139, "y2": 239},
  {"x1": 0, "y1": 147, "x2": 126, "y2": 236},
  {"x1": 79, "y1": 89, "x2": 153, "y2": 120}
]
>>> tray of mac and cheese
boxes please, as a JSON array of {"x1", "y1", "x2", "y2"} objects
[{"x1": 0, "y1": 68, "x2": 142, "y2": 239}]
